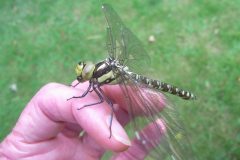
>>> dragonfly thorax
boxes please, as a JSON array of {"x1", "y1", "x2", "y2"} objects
[{"x1": 75, "y1": 60, "x2": 119, "y2": 85}]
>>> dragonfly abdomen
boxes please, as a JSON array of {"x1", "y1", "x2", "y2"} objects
[{"x1": 129, "y1": 72, "x2": 196, "y2": 100}]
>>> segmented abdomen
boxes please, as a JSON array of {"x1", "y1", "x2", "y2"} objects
[{"x1": 129, "y1": 72, "x2": 196, "y2": 100}]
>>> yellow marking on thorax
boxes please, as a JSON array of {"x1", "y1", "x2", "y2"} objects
[{"x1": 97, "y1": 70, "x2": 116, "y2": 84}]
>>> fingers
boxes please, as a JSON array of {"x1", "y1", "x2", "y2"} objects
[
  {"x1": 13, "y1": 83, "x2": 83, "y2": 142},
  {"x1": 70, "y1": 80, "x2": 166, "y2": 154},
  {"x1": 70, "y1": 81, "x2": 131, "y2": 151},
  {"x1": 111, "y1": 119, "x2": 166, "y2": 160},
  {"x1": 71, "y1": 80, "x2": 131, "y2": 126},
  {"x1": 16, "y1": 82, "x2": 130, "y2": 151},
  {"x1": 71, "y1": 93, "x2": 131, "y2": 152}
]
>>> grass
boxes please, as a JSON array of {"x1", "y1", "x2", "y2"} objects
[{"x1": 0, "y1": 0, "x2": 239, "y2": 159}]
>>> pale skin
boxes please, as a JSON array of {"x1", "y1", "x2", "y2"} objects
[{"x1": 0, "y1": 81, "x2": 166, "y2": 160}]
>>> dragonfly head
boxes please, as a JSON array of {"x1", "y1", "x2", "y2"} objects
[{"x1": 75, "y1": 61, "x2": 95, "y2": 82}]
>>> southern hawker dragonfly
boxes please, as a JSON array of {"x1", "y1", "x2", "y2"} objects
[{"x1": 69, "y1": 3, "x2": 196, "y2": 160}]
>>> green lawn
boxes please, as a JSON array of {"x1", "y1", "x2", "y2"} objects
[{"x1": 0, "y1": 0, "x2": 239, "y2": 159}]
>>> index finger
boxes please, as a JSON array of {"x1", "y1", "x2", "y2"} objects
[{"x1": 10, "y1": 83, "x2": 130, "y2": 151}]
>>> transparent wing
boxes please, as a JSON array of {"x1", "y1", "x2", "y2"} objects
[
  {"x1": 102, "y1": 3, "x2": 150, "y2": 73},
  {"x1": 115, "y1": 71, "x2": 195, "y2": 159},
  {"x1": 102, "y1": 3, "x2": 195, "y2": 159}
]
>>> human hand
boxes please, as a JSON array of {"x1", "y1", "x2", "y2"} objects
[{"x1": 0, "y1": 82, "x2": 166, "y2": 160}]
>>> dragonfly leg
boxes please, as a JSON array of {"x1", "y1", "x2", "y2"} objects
[
  {"x1": 89, "y1": 88, "x2": 94, "y2": 92},
  {"x1": 67, "y1": 82, "x2": 92, "y2": 101},
  {"x1": 98, "y1": 86, "x2": 114, "y2": 138},
  {"x1": 70, "y1": 81, "x2": 80, "y2": 87},
  {"x1": 77, "y1": 84, "x2": 114, "y2": 138},
  {"x1": 77, "y1": 85, "x2": 104, "y2": 110}
]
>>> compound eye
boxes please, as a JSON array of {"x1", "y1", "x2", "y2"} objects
[
  {"x1": 75, "y1": 63, "x2": 84, "y2": 76},
  {"x1": 84, "y1": 63, "x2": 95, "y2": 74},
  {"x1": 82, "y1": 62, "x2": 95, "y2": 80}
]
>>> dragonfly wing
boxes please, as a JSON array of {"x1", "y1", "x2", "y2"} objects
[
  {"x1": 102, "y1": 3, "x2": 195, "y2": 159},
  {"x1": 114, "y1": 71, "x2": 194, "y2": 159},
  {"x1": 102, "y1": 3, "x2": 150, "y2": 73}
]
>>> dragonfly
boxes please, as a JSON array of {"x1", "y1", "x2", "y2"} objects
[{"x1": 68, "y1": 3, "x2": 196, "y2": 160}]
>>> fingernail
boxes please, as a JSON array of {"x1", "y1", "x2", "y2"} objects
[{"x1": 106, "y1": 115, "x2": 131, "y2": 146}]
